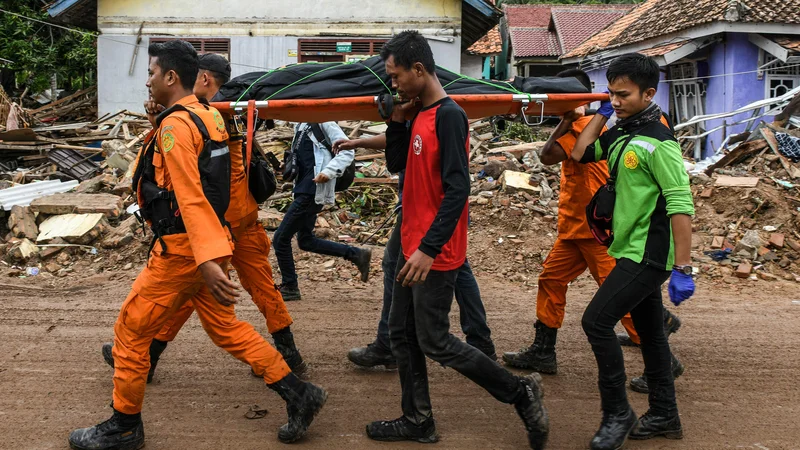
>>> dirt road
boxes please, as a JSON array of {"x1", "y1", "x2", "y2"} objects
[{"x1": 1, "y1": 262, "x2": 799, "y2": 450}]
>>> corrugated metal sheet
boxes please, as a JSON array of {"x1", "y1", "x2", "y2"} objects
[{"x1": 0, "y1": 180, "x2": 79, "y2": 211}]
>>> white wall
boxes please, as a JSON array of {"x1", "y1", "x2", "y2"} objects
[
  {"x1": 97, "y1": 35, "x2": 463, "y2": 115},
  {"x1": 460, "y1": 54, "x2": 484, "y2": 79}
]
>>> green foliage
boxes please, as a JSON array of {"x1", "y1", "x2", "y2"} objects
[
  {"x1": 503, "y1": 121, "x2": 551, "y2": 142},
  {"x1": 0, "y1": 0, "x2": 96, "y2": 93}
]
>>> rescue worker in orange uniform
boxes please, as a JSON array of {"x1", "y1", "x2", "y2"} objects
[
  {"x1": 503, "y1": 70, "x2": 682, "y2": 391},
  {"x1": 100, "y1": 53, "x2": 307, "y2": 382},
  {"x1": 69, "y1": 41, "x2": 325, "y2": 450}
]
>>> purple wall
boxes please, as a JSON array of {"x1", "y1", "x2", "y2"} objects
[{"x1": 702, "y1": 33, "x2": 765, "y2": 156}]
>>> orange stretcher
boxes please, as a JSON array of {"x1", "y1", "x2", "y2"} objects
[{"x1": 210, "y1": 93, "x2": 609, "y2": 126}]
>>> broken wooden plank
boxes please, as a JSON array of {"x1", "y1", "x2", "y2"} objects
[
  {"x1": 355, "y1": 153, "x2": 385, "y2": 161},
  {"x1": 487, "y1": 142, "x2": 543, "y2": 158},
  {"x1": 761, "y1": 126, "x2": 798, "y2": 179},
  {"x1": 30, "y1": 193, "x2": 124, "y2": 217},
  {"x1": 352, "y1": 177, "x2": 398, "y2": 184},
  {"x1": 8, "y1": 205, "x2": 39, "y2": 240},
  {"x1": 500, "y1": 170, "x2": 542, "y2": 194},
  {"x1": 714, "y1": 175, "x2": 760, "y2": 188},
  {"x1": 704, "y1": 139, "x2": 767, "y2": 175}
]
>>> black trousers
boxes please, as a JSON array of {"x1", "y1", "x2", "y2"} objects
[
  {"x1": 389, "y1": 255, "x2": 522, "y2": 424},
  {"x1": 581, "y1": 258, "x2": 677, "y2": 416}
]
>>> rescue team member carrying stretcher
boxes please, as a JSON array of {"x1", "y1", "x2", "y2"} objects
[
  {"x1": 570, "y1": 53, "x2": 696, "y2": 450},
  {"x1": 101, "y1": 53, "x2": 308, "y2": 382},
  {"x1": 69, "y1": 41, "x2": 325, "y2": 450},
  {"x1": 503, "y1": 69, "x2": 685, "y2": 395},
  {"x1": 364, "y1": 31, "x2": 548, "y2": 450}
]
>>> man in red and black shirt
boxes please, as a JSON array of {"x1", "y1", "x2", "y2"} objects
[{"x1": 364, "y1": 31, "x2": 548, "y2": 450}]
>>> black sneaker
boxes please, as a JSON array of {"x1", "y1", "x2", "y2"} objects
[
  {"x1": 347, "y1": 343, "x2": 397, "y2": 369},
  {"x1": 629, "y1": 410, "x2": 683, "y2": 440},
  {"x1": 616, "y1": 334, "x2": 639, "y2": 347},
  {"x1": 589, "y1": 407, "x2": 637, "y2": 450},
  {"x1": 630, "y1": 354, "x2": 685, "y2": 394},
  {"x1": 366, "y1": 416, "x2": 438, "y2": 443},
  {"x1": 514, "y1": 373, "x2": 549, "y2": 450},
  {"x1": 279, "y1": 284, "x2": 302, "y2": 301},
  {"x1": 69, "y1": 410, "x2": 144, "y2": 450},
  {"x1": 351, "y1": 248, "x2": 372, "y2": 282}
]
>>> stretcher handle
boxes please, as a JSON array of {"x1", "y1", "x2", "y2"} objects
[
  {"x1": 520, "y1": 100, "x2": 545, "y2": 126},
  {"x1": 245, "y1": 99, "x2": 256, "y2": 175}
]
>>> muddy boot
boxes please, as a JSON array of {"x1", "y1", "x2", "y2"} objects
[
  {"x1": 268, "y1": 373, "x2": 327, "y2": 443},
  {"x1": 279, "y1": 284, "x2": 302, "y2": 301},
  {"x1": 502, "y1": 321, "x2": 558, "y2": 374},
  {"x1": 68, "y1": 409, "x2": 144, "y2": 450},
  {"x1": 348, "y1": 342, "x2": 397, "y2": 369},
  {"x1": 349, "y1": 248, "x2": 372, "y2": 282},
  {"x1": 630, "y1": 353, "x2": 684, "y2": 394},
  {"x1": 589, "y1": 407, "x2": 637, "y2": 450},
  {"x1": 272, "y1": 326, "x2": 309, "y2": 377},
  {"x1": 514, "y1": 373, "x2": 549, "y2": 450},
  {"x1": 616, "y1": 334, "x2": 639, "y2": 347},
  {"x1": 102, "y1": 342, "x2": 114, "y2": 368},
  {"x1": 366, "y1": 416, "x2": 438, "y2": 443},
  {"x1": 663, "y1": 308, "x2": 681, "y2": 336},
  {"x1": 146, "y1": 339, "x2": 168, "y2": 384},
  {"x1": 629, "y1": 410, "x2": 683, "y2": 440}
]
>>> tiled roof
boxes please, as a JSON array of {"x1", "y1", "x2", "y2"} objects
[
  {"x1": 565, "y1": 0, "x2": 800, "y2": 59},
  {"x1": 774, "y1": 36, "x2": 800, "y2": 53},
  {"x1": 511, "y1": 28, "x2": 562, "y2": 57},
  {"x1": 504, "y1": 4, "x2": 633, "y2": 59},
  {"x1": 467, "y1": 25, "x2": 502, "y2": 55},
  {"x1": 638, "y1": 40, "x2": 692, "y2": 57}
]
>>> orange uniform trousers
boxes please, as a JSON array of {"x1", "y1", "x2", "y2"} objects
[
  {"x1": 154, "y1": 217, "x2": 293, "y2": 342},
  {"x1": 112, "y1": 250, "x2": 291, "y2": 415},
  {"x1": 536, "y1": 238, "x2": 640, "y2": 344}
]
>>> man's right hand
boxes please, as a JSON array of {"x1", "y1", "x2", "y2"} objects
[
  {"x1": 332, "y1": 138, "x2": 359, "y2": 155},
  {"x1": 144, "y1": 100, "x2": 165, "y2": 127},
  {"x1": 198, "y1": 260, "x2": 240, "y2": 306},
  {"x1": 391, "y1": 98, "x2": 421, "y2": 123}
]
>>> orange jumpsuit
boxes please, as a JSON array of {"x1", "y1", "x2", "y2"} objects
[
  {"x1": 537, "y1": 115, "x2": 640, "y2": 344},
  {"x1": 154, "y1": 118, "x2": 292, "y2": 343},
  {"x1": 112, "y1": 95, "x2": 290, "y2": 415}
]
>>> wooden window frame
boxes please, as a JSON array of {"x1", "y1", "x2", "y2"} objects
[
  {"x1": 297, "y1": 39, "x2": 387, "y2": 63},
  {"x1": 149, "y1": 37, "x2": 231, "y2": 59}
]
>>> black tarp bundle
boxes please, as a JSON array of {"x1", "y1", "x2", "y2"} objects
[{"x1": 213, "y1": 56, "x2": 588, "y2": 102}]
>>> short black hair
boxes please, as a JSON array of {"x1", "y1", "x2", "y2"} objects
[
  {"x1": 201, "y1": 69, "x2": 229, "y2": 86},
  {"x1": 606, "y1": 53, "x2": 660, "y2": 93},
  {"x1": 557, "y1": 68, "x2": 592, "y2": 91},
  {"x1": 380, "y1": 30, "x2": 436, "y2": 74},
  {"x1": 148, "y1": 40, "x2": 199, "y2": 91}
]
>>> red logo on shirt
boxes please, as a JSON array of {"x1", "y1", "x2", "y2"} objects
[{"x1": 413, "y1": 135, "x2": 423, "y2": 155}]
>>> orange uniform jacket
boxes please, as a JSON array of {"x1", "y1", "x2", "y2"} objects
[{"x1": 138, "y1": 94, "x2": 233, "y2": 265}]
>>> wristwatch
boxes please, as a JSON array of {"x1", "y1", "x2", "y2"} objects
[{"x1": 673, "y1": 265, "x2": 693, "y2": 275}]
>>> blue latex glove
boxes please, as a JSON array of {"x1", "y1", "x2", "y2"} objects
[
  {"x1": 598, "y1": 90, "x2": 614, "y2": 119},
  {"x1": 668, "y1": 269, "x2": 695, "y2": 306}
]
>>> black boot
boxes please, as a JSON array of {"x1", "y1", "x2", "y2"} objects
[
  {"x1": 146, "y1": 339, "x2": 168, "y2": 384},
  {"x1": 616, "y1": 334, "x2": 639, "y2": 347},
  {"x1": 268, "y1": 373, "x2": 327, "y2": 443},
  {"x1": 514, "y1": 373, "x2": 549, "y2": 450},
  {"x1": 100, "y1": 340, "x2": 167, "y2": 384},
  {"x1": 629, "y1": 410, "x2": 683, "y2": 440},
  {"x1": 663, "y1": 308, "x2": 681, "y2": 335},
  {"x1": 272, "y1": 327, "x2": 309, "y2": 377},
  {"x1": 471, "y1": 341, "x2": 497, "y2": 361},
  {"x1": 366, "y1": 416, "x2": 438, "y2": 443},
  {"x1": 630, "y1": 353, "x2": 684, "y2": 394},
  {"x1": 589, "y1": 407, "x2": 637, "y2": 450},
  {"x1": 502, "y1": 321, "x2": 557, "y2": 374},
  {"x1": 347, "y1": 342, "x2": 397, "y2": 369},
  {"x1": 68, "y1": 409, "x2": 144, "y2": 450},
  {"x1": 349, "y1": 248, "x2": 372, "y2": 282},
  {"x1": 102, "y1": 342, "x2": 114, "y2": 368},
  {"x1": 279, "y1": 284, "x2": 302, "y2": 301}
]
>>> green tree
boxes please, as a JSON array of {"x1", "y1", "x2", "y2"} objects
[{"x1": 0, "y1": 0, "x2": 96, "y2": 95}]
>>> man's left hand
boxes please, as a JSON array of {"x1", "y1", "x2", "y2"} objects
[
  {"x1": 313, "y1": 173, "x2": 330, "y2": 184},
  {"x1": 397, "y1": 249, "x2": 435, "y2": 287},
  {"x1": 668, "y1": 270, "x2": 695, "y2": 306}
]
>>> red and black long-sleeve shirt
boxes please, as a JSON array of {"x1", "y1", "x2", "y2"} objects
[{"x1": 385, "y1": 97, "x2": 470, "y2": 272}]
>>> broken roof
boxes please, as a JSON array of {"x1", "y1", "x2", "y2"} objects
[
  {"x1": 565, "y1": 0, "x2": 800, "y2": 59},
  {"x1": 504, "y1": 4, "x2": 633, "y2": 59},
  {"x1": 467, "y1": 25, "x2": 502, "y2": 56}
]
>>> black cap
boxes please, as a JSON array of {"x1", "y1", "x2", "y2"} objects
[{"x1": 198, "y1": 53, "x2": 231, "y2": 79}]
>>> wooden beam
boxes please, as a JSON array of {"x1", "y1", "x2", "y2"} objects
[
  {"x1": 353, "y1": 177, "x2": 398, "y2": 184},
  {"x1": 28, "y1": 86, "x2": 96, "y2": 114}
]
